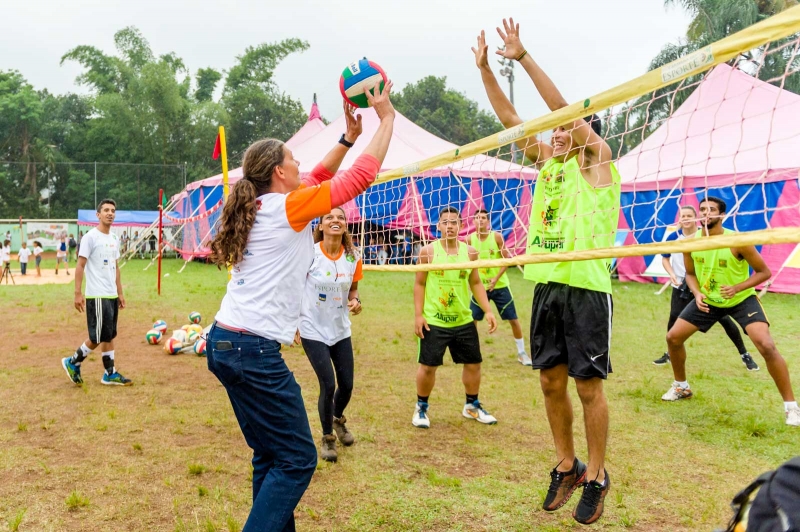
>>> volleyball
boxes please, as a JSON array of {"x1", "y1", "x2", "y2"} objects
[
  {"x1": 193, "y1": 338, "x2": 207, "y2": 357},
  {"x1": 188, "y1": 311, "x2": 202, "y2": 324},
  {"x1": 187, "y1": 330, "x2": 199, "y2": 343},
  {"x1": 339, "y1": 58, "x2": 387, "y2": 108},
  {"x1": 164, "y1": 337, "x2": 183, "y2": 355},
  {"x1": 187, "y1": 324, "x2": 203, "y2": 335},
  {"x1": 153, "y1": 320, "x2": 168, "y2": 333},
  {"x1": 172, "y1": 329, "x2": 188, "y2": 345},
  {"x1": 145, "y1": 329, "x2": 162, "y2": 345}
]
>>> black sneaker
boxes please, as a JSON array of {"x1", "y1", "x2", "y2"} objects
[
  {"x1": 543, "y1": 458, "x2": 587, "y2": 511},
  {"x1": 653, "y1": 353, "x2": 670, "y2": 365},
  {"x1": 741, "y1": 353, "x2": 760, "y2": 371},
  {"x1": 573, "y1": 470, "x2": 610, "y2": 525}
]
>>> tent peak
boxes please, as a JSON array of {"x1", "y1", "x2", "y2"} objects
[{"x1": 308, "y1": 94, "x2": 322, "y2": 122}]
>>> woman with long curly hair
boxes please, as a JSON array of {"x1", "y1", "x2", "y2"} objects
[
  {"x1": 299, "y1": 207, "x2": 363, "y2": 463},
  {"x1": 206, "y1": 85, "x2": 395, "y2": 532}
]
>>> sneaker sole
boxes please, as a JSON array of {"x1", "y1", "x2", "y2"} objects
[
  {"x1": 661, "y1": 394, "x2": 692, "y2": 401},
  {"x1": 462, "y1": 412, "x2": 497, "y2": 425},
  {"x1": 412, "y1": 422, "x2": 430, "y2": 429},
  {"x1": 61, "y1": 359, "x2": 82, "y2": 385},
  {"x1": 652, "y1": 360, "x2": 669, "y2": 366},
  {"x1": 100, "y1": 378, "x2": 132, "y2": 386},
  {"x1": 743, "y1": 362, "x2": 760, "y2": 371},
  {"x1": 544, "y1": 469, "x2": 587, "y2": 512}
]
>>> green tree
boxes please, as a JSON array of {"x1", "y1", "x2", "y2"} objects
[
  {"x1": 392, "y1": 76, "x2": 503, "y2": 146},
  {"x1": 222, "y1": 39, "x2": 310, "y2": 156},
  {"x1": 195, "y1": 68, "x2": 222, "y2": 102}
]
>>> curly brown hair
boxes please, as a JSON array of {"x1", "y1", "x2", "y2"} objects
[
  {"x1": 210, "y1": 139, "x2": 285, "y2": 268},
  {"x1": 313, "y1": 207, "x2": 357, "y2": 258}
]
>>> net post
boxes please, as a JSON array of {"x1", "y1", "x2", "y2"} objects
[{"x1": 158, "y1": 188, "x2": 163, "y2": 296}]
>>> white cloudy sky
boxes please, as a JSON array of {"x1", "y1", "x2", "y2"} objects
[{"x1": 2, "y1": 0, "x2": 692, "y2": 123}]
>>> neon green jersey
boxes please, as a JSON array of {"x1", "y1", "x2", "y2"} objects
[
  {"x1": 423, "y1": 240, "x2": 474, "y2": 328},
  {"x1": 691, "y1": 229, "x2": 755, "y2": 308},
  {"x1": 524, "y1": 156, "x2": 621, "y2": 294},
  {"x1": 470, "y1": 231, "x2": 509, "y2": 289}
]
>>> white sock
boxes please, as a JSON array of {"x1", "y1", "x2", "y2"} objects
[
  {"x1": 515, "y1": 338, "x2": 526, "y2": 354},
  {"x1": 675, "y1": 380, "x2": 690, "y2": 389},
  {"x1": 79, "y1": 343, "x2": 91, "y2": 356},
  {"x1": 102, "y1": 350, "x2": 115, "y2": 375},
  {"x1": 785, "y1": 401, "x2": 798, "y2": 412}
]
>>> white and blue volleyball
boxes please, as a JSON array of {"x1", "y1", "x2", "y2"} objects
[{"x1": 339, "y1": 58, "x2": 387, "y2": 108}]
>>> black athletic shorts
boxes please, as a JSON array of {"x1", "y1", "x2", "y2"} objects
[
  {"x1": 86, "y1": 297, "x2": 119, "y2": 343},
  {"x1": 668, "y1": 283, "x2": 694, "y2": 331},
  {"x1": 470, "y1": 286, "x2": 518, "y2": 321},
  {"x1": 677, "y1": 294, "x2": 769, "y2": 333},
  {"x1": 418, "y1": 322, "x2": 482, "y2": 366},
  {"x1": 530, "y1": 282, "x2": 613, "y2": 380}
]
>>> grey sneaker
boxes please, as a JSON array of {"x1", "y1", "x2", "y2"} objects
[
  {"x1": 320, "y1": 434, "x2": 337, "y2": 463},
  {"x1": 741, "y1": 353, "x2": 760, "y2": 371},
  {"x1": 333, "y1": 416, "x2": 355, "y2": 446}
]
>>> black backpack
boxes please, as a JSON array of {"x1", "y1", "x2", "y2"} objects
[
  {"x1": 724, "y1": 456, "x2": 800, "y2": 532},
  {"x1": 69, "y1": 237, "x2": 77, "y2": 249}
]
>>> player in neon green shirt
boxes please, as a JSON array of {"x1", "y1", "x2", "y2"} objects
[
  {"x1": 662, "y1": 196, "x2": 799, "y2": 426},
  {"x1": 474, "y1": 18, "x2": 617, "y2": 524},
  {"x1": 413, "y1": 207, "x2": 498, "y2": 429},
  {"x1": 468, "y1": 209, "x2": 530, "y2": 365}
]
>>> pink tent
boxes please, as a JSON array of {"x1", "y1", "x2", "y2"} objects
[
  {"x1": 185, "y1": 107, "x2": 533, "y2": 193},
  {"x1": 616, "y1": 64, "x2": 800, "y2": 293}
]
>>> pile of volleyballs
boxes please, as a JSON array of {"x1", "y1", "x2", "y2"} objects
[{"x1": 144, "y1": 311, "x2": 207, "y2": 356}]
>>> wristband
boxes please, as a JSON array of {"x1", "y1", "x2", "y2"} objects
[
  {"x1": 339, "y1": 134, "x2": 354, "y2": 148},
  {"x1": 515, "y1": 50, "x2": 528, "y2": 61}
]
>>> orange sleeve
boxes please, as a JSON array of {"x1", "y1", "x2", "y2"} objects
[
  {"x1": 285, "y1": 181, "x2": 332, "y2": 232},
  {"x1": 353, "y1": 259, "x2": 363, "y2": 282}
]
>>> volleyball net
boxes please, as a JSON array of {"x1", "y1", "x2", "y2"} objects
[{"x1": 356, "y1": 6, "x2": 800, "y2": 289}]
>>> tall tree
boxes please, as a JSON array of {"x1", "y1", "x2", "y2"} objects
[{"x1": 222, "y1": 39, "x2": 310, "y2": 156}]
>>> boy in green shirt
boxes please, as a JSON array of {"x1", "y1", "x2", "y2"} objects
[
  {"x1": 413, "y1": 207, "x2": 498, "y2": 429},
  {"x1": 468, "y1": 210, "x2": 531, "y2": 366},
  {"x1": 663, "y1": 196, "x2": 799, "y2": 427}
]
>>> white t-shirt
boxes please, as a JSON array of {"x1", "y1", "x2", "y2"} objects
[
  {"x1": 663, "y1": 229, "x2": 692, "y2": 288},
  {"x1": 299, "y1": 243, "x2": 363, "y2": 346},
  {"x1": 33, "y1": 246, "x2": 43, "y2": 257},
  {"x1": 78, "y1": 228, "x2": 120, "y2": 298},
  {"x1": 0, "y1": 246, "x2": 9, "y2": 263},
  {"x1": 215, "y1": 193, "x2": 316, "y2": 345},
  {"x1": 18, "y1": 248, "x2": 31, "y2": 263}
]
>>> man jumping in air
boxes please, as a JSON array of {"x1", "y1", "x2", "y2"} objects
[{"x1": 474, "y1": 17, "x2": 620, "y2": 524}]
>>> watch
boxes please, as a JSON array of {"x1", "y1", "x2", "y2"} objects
[{"x1": 339, "y1": 134, "x2": 354, "y2": 148}]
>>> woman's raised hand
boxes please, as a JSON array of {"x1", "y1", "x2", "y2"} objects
[{"x1": 364, "y1": 80, "x2": 395, "y2": 122}]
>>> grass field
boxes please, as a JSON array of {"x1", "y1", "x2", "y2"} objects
[{"x1": 1, "y1": 258, "x2": 798, "y2": 531}]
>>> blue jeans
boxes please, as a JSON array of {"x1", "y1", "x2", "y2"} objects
[{"x1": 207, "y1": 323, "x2": 317, "y2": 532}]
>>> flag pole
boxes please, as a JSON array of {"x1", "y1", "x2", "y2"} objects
[
  {"x1": 219, "y1": 126, "x2": 230, "y2": 202},
  {"x1": 158, "y1": 188, "x2": 163, "y2": 296}
]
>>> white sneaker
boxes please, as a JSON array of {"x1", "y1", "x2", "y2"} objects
[
  {"x1": 786, "y1": 405, "x2": 800, "y2": 427},
  {"x1": 518, "y1": 351, "x2": 532, "y2": 366},
  {"x1": 462, "y1": 401, "x2": 497, "y2": 424},
  {"x1": 661, "y1": 383, "x2": 693, "y2": 401},
  {"x1": 412, "y1": 402, "x2": 430, "y2": 429}
]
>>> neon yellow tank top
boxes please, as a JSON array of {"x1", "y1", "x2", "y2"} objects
[
  {"x1": 524, "y1": 156, "x2": 621, "y2": 294},
  {"x1": 423, "y1": 240, "x2": 473, "y2": 327},
  {"x1": 470, "y1": 232, "x2": 509, "y2": 289},
  {"x1": 691, "y1": 229, "x2": 755, "y2": 308}
]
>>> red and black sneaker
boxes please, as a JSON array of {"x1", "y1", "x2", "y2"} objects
[
  {"x1": 573, "y1": 469, "x2": 610, "y2": 525},
  {"x1": 542, "y1": 458, "x2": 587, "y2": 511}
]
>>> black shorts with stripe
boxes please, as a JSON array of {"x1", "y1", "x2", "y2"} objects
[
  {"x1": 470, "y1": 286, "x2": 518, "y2": 321},
  {"x1": 677, "y1": 294, "x2": 769, "y2": 333},
  {"x1": 86, "y1": 297, "x2": 119, "y2": 344},
  {"x1": 530, "y1": 282, "x2": 613, "y2": 380}
]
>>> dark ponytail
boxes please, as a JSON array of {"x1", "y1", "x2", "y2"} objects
[{"x1": 210, "y1": 138, "x2": 285, "y2": 268}]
